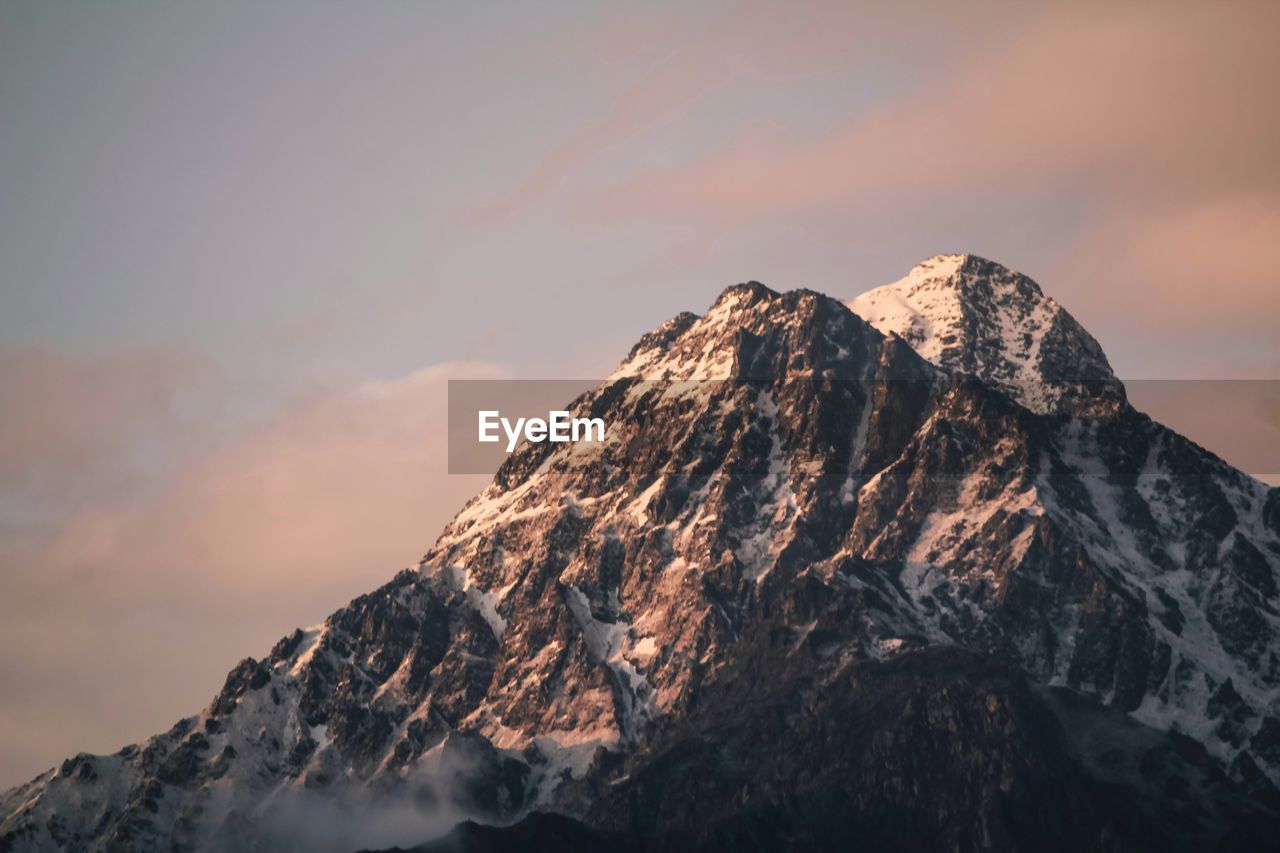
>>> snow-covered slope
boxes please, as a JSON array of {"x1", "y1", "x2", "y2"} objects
[
  {"x1": 3, "y1": 263, "x2": 1278, "y2": 852},
  {"x1": 848, "y1": 254, "x2": 1123, "y2": 414}
]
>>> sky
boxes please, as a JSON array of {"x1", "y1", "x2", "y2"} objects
[{"x1": 1, "y1": 0, "x2": 1278, "y2": 787}]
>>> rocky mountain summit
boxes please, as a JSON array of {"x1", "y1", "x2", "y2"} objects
[
  {"x1": 3, "y1": 258, "x2": 1279, "y2": 852},
  {"x1": 848, "y1": 254, "x2": 1125, "y2": 414}
]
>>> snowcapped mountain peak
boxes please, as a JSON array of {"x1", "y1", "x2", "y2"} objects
[
  {"x1": 848, "y1": 255, "x2": 1121, "y2": 414},
  {"x1": 907, "y1": 253, "x2": 1045, "y2": 297},
  {"x1": 903, "y1": 253, "x2": 975, "y2": 285},
  {"x1": 617, "y1": 256, "x2": 1120, "y2": 415}
]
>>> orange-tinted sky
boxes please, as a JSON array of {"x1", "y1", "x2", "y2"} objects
[{"x1": 1, "y1": 0, "x2": 1278, "y2": 787}]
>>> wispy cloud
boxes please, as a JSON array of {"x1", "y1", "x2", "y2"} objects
[
  {"x1": 466, "y1": 0, "x2": 975, "y2": 224},
  {"x1": 579, "y1": 3, "x2": 1280, "y2": 223}
]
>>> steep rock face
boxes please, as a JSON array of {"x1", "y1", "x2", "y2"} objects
[
  {"x1": 3, "y1": 267, "x2": 1279, "y2": 852},
  {"x1": 847, "y1": 254, "x2": 1124, "y2": 414},
  {"x1": 838, "y1": 385, "x2": 1280, "y2": 776}
]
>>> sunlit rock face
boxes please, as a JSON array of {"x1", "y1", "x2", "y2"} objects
[{"x1": 3, "y1": 260, "x2": 1278, "y2": 852}]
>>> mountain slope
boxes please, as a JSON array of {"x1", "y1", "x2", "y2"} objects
[{"x1": 3, "y1": 267, "x2": 1279, "y2": 852}]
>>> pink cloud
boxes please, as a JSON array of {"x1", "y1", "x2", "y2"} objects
[
  {"x1": 467, "y1": 0, "x2": 977, "y2": 224},
  {"x1": 0, "y1": 348, "x2": 199, "y2": 510},
  {"x1": 579, "y1": 2, "x2": 1280, "y2": 223},
  {"x1": 0, "y1": 360, "x2": 497, "y2": 787},
  {"x1": 1063, "y1": 194, "x2": 1280, "y2": 337}
]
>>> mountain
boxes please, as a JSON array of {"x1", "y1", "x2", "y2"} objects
[
  {"x1": 3, "y1": 260, "x2": 1279, "y2": 852},
  {"x1": 847, "y1": 254, "x2": 1125, "y2": 414}
]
